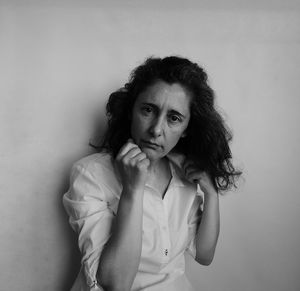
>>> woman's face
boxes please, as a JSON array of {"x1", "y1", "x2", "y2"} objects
[{"x1": 130, "y1": 80, "x2": 192, "y2": 162}]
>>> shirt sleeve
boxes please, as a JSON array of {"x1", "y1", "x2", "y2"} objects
[
  {"x1": 63, "y1": 163, "x2": 116, "y2": 289},
  {"x1": 186, "y1": 187, "x2": 203, "y2": 259}
]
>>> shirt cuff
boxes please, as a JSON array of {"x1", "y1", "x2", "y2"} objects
[{"x1": 83, "y1": 261, "x2": 105, "y2": 291}]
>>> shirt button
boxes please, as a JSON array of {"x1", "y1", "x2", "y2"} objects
[{"x1": 164, "y1": 249, "x2": 168, "y2": 256}]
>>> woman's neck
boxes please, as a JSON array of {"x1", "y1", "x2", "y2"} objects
[
  {"x1": 148, "y1": 156, "x2": 166, "y2": 173},
  {"x1": 146, "y1": 156, "x2": 172, "y2": 198},
  {"x1": 147, "y1": 157, "x2": 171, "y2": 182}
]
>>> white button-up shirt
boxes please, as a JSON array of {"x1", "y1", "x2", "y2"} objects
[{"x1": 63, "y1": 152, "x2": 203, "y2": 291}]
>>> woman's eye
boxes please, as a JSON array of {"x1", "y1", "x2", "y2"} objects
[
  {"x1": 141, "y1": 106, "x2": 153, "y2": 114},
  {"x1": 169, "y1": 115, "x2": 181, "y2": 123}
]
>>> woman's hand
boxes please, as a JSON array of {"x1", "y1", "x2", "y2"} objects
[
  {"x1": 183, "y1": 159, "x2": 216, "y2": 195},
  {"x1": 115, "y1": 139, "x2": 150, "y2": 194}
]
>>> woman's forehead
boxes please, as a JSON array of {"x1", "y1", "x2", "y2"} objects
[{"x1": 136, "y1": 80, "x2": 192, "y2": 113}]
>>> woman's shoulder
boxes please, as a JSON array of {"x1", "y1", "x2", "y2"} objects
[
  {"x1": 70, "y1": 151, "x2": 122, "y2": 197},
  {"x1": 64, "y1": 152, "x2": 121, "y2": 209},
  {"x1": 72, "y1": 151, "x2": 115, "y2": 176}
]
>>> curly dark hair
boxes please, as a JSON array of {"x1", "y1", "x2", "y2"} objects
[{"x1": 91, "y1": 56, "x2": 242, "y2": 192}]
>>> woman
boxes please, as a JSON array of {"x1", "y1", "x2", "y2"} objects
[{"x1": 63, "y1": 56, "x2": 241, "y2": 291}]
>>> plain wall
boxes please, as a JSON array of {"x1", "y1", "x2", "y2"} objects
[{"x1": 1, "y1": 1, "x2": 300, "y2": 290}]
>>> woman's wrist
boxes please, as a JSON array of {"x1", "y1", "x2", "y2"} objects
[
  {"x1": 202, "y1": 187, "x2": 218, "y2": 200},
  {"x1": 122, "y1": 185, "x2": 145, "y2": 201}
]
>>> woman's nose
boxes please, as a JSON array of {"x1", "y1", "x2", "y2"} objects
[{"x1": 149, "y1": 117, "x2": 164, "y2": 137}]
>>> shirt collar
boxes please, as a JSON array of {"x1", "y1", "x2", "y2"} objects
[
  {"x1": 166, "y1": 151, "x2": 203, "y2": 196},
  {"x1": 113, "y1": 151, "x2": 200, "y2": 193},
  {"x1": 166, "y1": 151, "x2": 186, "y2": 187}
]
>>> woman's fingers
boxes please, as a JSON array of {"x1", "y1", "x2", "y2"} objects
[
  {"x1": 116, "y1": 139, "x2": 150, "y2": 169},
  {"x1": 131, "y1": 151, "x2": 148, "y2": 163},
  {"x1": 186, "y1": 169, "x2": 204, "y2": 183},
  {"x1": 136, "y1": 155, "x2": 151, "y2": 171},
  {"x1": 115, "y1": 139, "x2": 150, "y2": 192},
  {"x1": 184, "y1": 163, "x2": 198, "y2": 176},
  {"x1": 183, "y1": 159, "x2": 216, "y2": 192},
  {"x1": 183, "y1": 159, "x2": 198, "y2": 174},
  {"x1": 183, "y1": 159, "x2": 194, "y2": 168},
  {"x1": 117, "y1": 139, "x2": 136, "y2": 157},
  {"x1": 183, "y1": 160, "x2": 205, "y2": 183},
  {"x1": 123, "y1": 146, "x2": 143, "y2": 161}
]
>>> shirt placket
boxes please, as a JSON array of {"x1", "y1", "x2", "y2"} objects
[{"x1": 157, "y1": 195, "x2": 171, "y2": 265}]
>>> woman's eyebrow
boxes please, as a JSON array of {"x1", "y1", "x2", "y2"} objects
[
  {"x1": 169, "y1": 109, "x2": 186, "y2": 118},
  {"x1": 141, "y1": 102, "x2": 187, "y2": 118}
]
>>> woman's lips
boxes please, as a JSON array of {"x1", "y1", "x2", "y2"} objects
[{"x1": 141, "y1": 140, "x2": 161, "y2": 149}]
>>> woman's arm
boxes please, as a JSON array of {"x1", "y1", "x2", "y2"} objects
[
  {"x1": 96, "y1": 140, "x2": 150, "y2": 291},
  {"x1": 96, "y1": 188, "x2": 144, "y2": 291},
  {"x1": 184, "y1": 162, "x2": 220, "y2": 266},
  {"x1": 194, "y1": 184, "x2": 219, "y2": 265}
]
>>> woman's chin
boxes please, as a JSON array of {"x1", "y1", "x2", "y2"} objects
[{"x1": 141, "y1": 148, "x2": 161, "y2": 161}]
